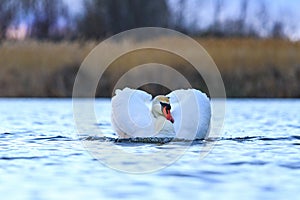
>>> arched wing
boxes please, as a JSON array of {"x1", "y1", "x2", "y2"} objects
[
  {"x1": 111, "y1": 88, "x2": 154, "y2": 137},
  {"x1": 167, "y1": 89, "x2": 211, "y2": 139}
]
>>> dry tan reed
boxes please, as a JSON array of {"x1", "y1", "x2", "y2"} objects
[{"x1": 0, "y1": 38, "x2": 299, "y2": 97}]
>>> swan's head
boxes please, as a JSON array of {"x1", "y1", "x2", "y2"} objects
[{"x1": 152, "y1": 96, "x2": 174, "y2": 123}]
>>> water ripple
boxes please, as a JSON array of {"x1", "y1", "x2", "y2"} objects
[
  {"x1": 81, "y1": 136, "x2": 205, "y2": 144},
  {"x1": 220, "y1": 136, "x2": 300, "y2": 142},
  {"x1": 32, "y1": 136, "x2": 75, "y2": 141},
  {"x1": 226, "y1": 161, "x2": 269, "y2": 166},
  {"x1": 76, "y1": 135, "x2": 300, "y2": 145},
  {"x1": 279, "y1": 162, "x2": 300, "y2": 170},
  {"x1": 0, "y1": 156, "x2": 49, "y2": 160}
]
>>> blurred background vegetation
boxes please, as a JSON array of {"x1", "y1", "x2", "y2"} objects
[{"x1": 0, "y1": 0, "x2": 299, "y2": 97}]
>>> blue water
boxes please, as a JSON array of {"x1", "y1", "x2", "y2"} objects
[{"x1": 0, "y1": 99, "x2": 300, "y2": 200}]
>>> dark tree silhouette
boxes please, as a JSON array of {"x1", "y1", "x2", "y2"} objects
[
  {"x1": 77, "y1": 0, "x2": 170, "y2": 39},
  {"x1": 20, "y1": 0, "x2": 69, "y2": 39},
  {"x1": 0, "y1": 0, "x2": 292, "y2": 40},
  {"x1": 0, "y1": 1, "x2": 16, "y2": 40},
  {"x1": 272, "y1": 21, "x2": 285, "y2": 39}
]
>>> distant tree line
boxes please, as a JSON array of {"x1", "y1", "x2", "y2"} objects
[{"x1": 0, "y1": 0, "x2": 291, "y2": 41}]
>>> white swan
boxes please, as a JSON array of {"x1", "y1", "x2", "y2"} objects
[{"x1": 111, "y1": 87, "x2": 211, "y2": 140}]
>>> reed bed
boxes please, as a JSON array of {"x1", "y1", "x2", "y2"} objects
[{"x1": 0, "y1": 38, "x2": 299, "y2": 97}]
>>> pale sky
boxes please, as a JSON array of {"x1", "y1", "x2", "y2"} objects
[{"x1": 169, "y1": 0, "x2": 300, "y2": 40}]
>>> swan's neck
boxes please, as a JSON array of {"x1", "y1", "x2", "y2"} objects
[
  {"x1": 151, "y1": 103, "x2": 174, "y2": 135},
  {"x1": 154, "y1": 116, "x2": 166, "y2": 133},
  {"x1": 151, "y1": 103, "x2": 163, "y2": 118}
]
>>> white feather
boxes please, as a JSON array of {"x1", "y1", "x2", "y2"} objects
[
  {"x1": 168, "y1": 89, "x2": 211, "y2": 139},
  {"x1": 111, "y1": 88, "x2": 211, "y2": 139},
  {"x1": 111, "y1": 88, "x2": 155, "y2": 137}
]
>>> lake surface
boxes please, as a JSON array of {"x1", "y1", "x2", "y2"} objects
[{"x1": 0, "y1": 98, "x2": 300, "y2": 200}]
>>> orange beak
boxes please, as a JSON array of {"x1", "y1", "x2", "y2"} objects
[{"x1": 163, "y1": 106, "x2": 174, "y2": 123}]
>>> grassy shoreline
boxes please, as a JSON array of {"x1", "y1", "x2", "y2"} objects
[{"x1": 0, "y1": 38, "x2": 299, "y2": 98}]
